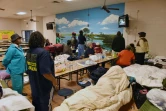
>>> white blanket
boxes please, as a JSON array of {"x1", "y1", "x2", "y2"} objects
[
  {"x1": 124, "y1": 64, "x2": 166, "y2": 87},
  {"x1": 54, "y1": 66, "x2": 132, "y2": 111},
  {"x1": 147, "y1": 89, "x2": 166, "y2": 110},
  {"x1": 0, "y1": 88, "x2": 34, "y2": 111}
]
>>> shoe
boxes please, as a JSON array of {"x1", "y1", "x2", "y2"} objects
[{"x1": 22, "y1": 93, "x2": 28, "y2": 96}]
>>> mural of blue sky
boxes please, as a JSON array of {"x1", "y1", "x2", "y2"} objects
[
  {"x1": 56, "y1": 3, "x2": 125, "y2": 34},
  {"x1": 56, "y1": 3, "x2": 124, "y2": 50}
]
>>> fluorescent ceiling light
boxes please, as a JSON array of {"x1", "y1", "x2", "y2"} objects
[{"x1": 16, "y1": 12, "x2": 27, "y2": 15}]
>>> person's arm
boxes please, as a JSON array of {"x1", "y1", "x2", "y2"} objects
[
  {"x1": 39, "y1": 51, "x2": 57, "y2": 87},
  {"x1": 2, "y1": 48, "x2": 15, "y2": 68},
  {"x1": 43, "y1": 74, "x2": 57, "y2": 87}
]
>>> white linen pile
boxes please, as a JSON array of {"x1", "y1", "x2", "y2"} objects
[
  {"x1": 54, "y1": 66, "x2": 132, "y2": 111},
  {"x1": 147, "y1": 89, "x2": 166, "y2": 110},
  {"x1": 54, "y1": 54, "x2": 70, "y2": 64},
  {"x1": 0, "y1": 88, "x2": 34, "y2": 111},
  {"x1": 123, "y1": 64, "x2": 166, "y2": 87}
]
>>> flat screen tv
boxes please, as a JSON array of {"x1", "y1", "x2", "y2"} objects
[
  {"x1": 118, "y1": 14, "x2": 129, "y2": 28},
  {"x1": 46, "y1": 23, "x2": 53, "y2": 30}
]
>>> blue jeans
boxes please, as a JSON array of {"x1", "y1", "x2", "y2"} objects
[
  {"x1": 10, "y1": 74, "x2": 23, "y2": 94},
  {"x1": 78, "y1": 44, "x2": 85, "y2": 57}
]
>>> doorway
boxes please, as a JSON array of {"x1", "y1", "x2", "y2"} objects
[{"x1": 22, "y1": 30, "x2": 34, "y2": 42}]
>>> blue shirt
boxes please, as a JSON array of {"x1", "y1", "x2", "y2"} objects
[
  {"x1": 2, "y1": 44, "x2": 26, "y2": 75},
  {"x1": 26, "y1": 48, "x2": 54, "y2": 96}
]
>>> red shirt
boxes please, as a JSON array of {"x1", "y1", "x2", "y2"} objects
[{"x1": 116, "y1": 50, "x2": 135, "y2": 66}]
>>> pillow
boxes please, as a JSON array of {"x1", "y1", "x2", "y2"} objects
[{"x1": 0, "y1": 70, "x2": 10, "y2": 80}]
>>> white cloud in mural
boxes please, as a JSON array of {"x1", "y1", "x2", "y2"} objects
[
  {"x1": 68, "y1": 20, "x2": 88, "y2": 27},
  {"x1": 97, "y1": 22, "x2": 101, "y2": 24},
  {"x1": 55, "y1": 17, "x2": 69, "y2": 24},
  {"x1": 101, "y1": 14, "x2": 119, "y2": 25},
  {"x1": 101, "y1": 27, "x2": 109, "y2": 30},
  {"x1": 80, "y1": 26, "x2": 91, "y2": 30},
  {"x1": 61, "y1": 26, "x2": 67, "y2": 29}
]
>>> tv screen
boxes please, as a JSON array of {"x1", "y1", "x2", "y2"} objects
[
  {"x1": 46, "y1": 23, "x2": 53, "y2": 30},
  {"x1": 118, "y1": 14, "x2": 129, "y2": 28}
]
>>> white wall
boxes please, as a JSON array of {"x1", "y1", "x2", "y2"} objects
[
  {"x1": 43, "y1": 15, "x2": 56, "y2": 44},
  {"x1": 0, "y1": 18, "x2": 21, "y2": 35},
  {"x1": 124, "y1": 0, "x2": 166, "y2": 56}
]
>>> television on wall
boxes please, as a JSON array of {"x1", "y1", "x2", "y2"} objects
[
  {"x1": 118, "y1": 14, "x2": 129, "y2": 28},
  {"x1": 46, "y1": 23, "x2": 53, "y2": 30}
]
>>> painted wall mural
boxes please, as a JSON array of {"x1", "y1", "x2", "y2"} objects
[{"x1": 56, "y1": 3, "x2": 125, "y2": 50}]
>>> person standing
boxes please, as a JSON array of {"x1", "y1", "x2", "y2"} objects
[
  {"x1": 56, "y1": 33, "x2": 61, "y2": 44},
  {"x1": 136, "y1": 32, "x2": 149, "y2": 65},
  {"x1": 112, "y1": 31, "x2": 125, "y2": 56},
  {"x1": 71, "y1": 32, "x2": 78, "y2": 49},
  {"x1": 78, "y1": 30, "x2": 86, "y2": 57},
  {"x1": 26, "y1": 31, "x2": 56, "y2": 111},
  {"x1": 2, "y1": 34, "x2": 26, "y2": 95}
]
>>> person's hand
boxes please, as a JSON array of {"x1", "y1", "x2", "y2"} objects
[{"x1": 52, "y1": 81, "x2": 57, "y2": 88}]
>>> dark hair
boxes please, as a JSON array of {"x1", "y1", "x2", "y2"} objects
[
  {"x1": 117, "y1": 31, "x2": 122, "y2": 36},
  {"x1": 130, "y1": 43, "x2": 135, "y2": 48},
  {"x1": 67, "y1": 40, "x2": 71, "y2": 46},
  {"x1": 79, "y1": 30, "x2": 83, "y2": 35},
  {"x1": 56, "y1": 33, "x2": 59, "y2": 37},
  {"x1": 29, "y1": 31, "x2": 45, "y2": 48}
]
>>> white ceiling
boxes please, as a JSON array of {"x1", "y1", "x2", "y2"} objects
[{"x1": 0, "y1": 0, "x2": 138, "y2": 19}]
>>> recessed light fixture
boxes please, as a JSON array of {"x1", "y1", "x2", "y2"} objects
[
  {"x1": 65, "y1": 0, "x2": 73, "y2": 1},
  {"x1": 16, "y1": 12, "x2": 27, "y2": 15}
]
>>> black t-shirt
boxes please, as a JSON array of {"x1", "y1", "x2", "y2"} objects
[
  {"x1": 26, "y1": 48, "x2": 54, "y2": 97},
  {"x1": 112, "y1": 36, "x2": 125, "y2": 52},
  {"x1": 78, "y1": 35, "x2": 86, "y2": 44}
]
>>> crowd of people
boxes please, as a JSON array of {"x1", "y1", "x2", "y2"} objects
[{"x1": 2, "y1": 30, "x2": 149, "y2": 111}]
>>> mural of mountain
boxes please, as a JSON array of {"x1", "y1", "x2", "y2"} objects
[{"x1": 56, "y1": 3, "x2": 125, "y2": 50}]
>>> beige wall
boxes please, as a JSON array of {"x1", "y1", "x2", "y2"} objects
[
  {"x1": 21, "y1": 17, "x2": 36, "y2": 31},
  {"x1": 36, "y1": 17, "x2": 43, "y2": 34},
  {"x1": 124, "y1": 0, "x2": 166, "y2": 56},
  {"x1": 0, "y1": 18, "x2": 21, "y2": 35},
  {"x1": 43, "y1": 15, "x2": 56, "y2": 44}
]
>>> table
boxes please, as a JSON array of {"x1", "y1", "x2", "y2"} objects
[{"x1": 55, "y1": 56, "x2": 116, "y2": 89}]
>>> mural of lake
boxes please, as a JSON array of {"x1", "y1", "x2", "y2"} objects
[{"x1": 56, "y1": 3, "x2": 125, "y2": 50}]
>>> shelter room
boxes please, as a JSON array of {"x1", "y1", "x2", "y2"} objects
[{"x1": 0, "y1": 0, "x2": 166, "y2": 111}]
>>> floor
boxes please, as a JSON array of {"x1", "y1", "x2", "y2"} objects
[{"x1": 8, "y1": 63, "x2": 138, "y2": 111}]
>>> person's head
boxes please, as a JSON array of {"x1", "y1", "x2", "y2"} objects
[
  {"x1": 72, "y1": 32, "x2": 76, "y2": 37},
  {"x1": 130, "y1": 43, "x2": 135, "y2": 48},
  {"x1": 67, "y1": 40, "x2": 71, "y2": 46},
  {"x1": 46, "y1": 39, "x2": 49, "y2": 43},
  {"x1": 116, "y1": 31, "x2": 122, "y2": 37},
  {"x1": 56, "y1": 33, "x2": 60, "y2": 37},
  {"x1": 29, "y1": 31, "x2": 45, "y2": 48},
  {"x1": 86, "y1": 41, "x2": 93, "y2": 48},
  {"x1": 138, "y1": 32, "x2": 146, "y2": 38},
  {"x1": 79, "y1": 30, "x2": 83, "y2": 35},
  {"x1": 11, "y1": 34, "x2": 22, "y2": 45},
  {"x1": 96, "y1": 42, "x2": 100, "y2": 47},
  {"x1": 125, "y1": 45, "x2": 132, "y2": 51}
]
